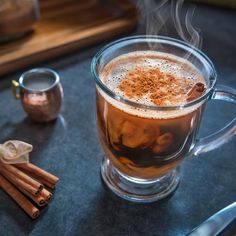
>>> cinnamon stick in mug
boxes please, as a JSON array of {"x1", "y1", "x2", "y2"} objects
[
  {"x1": 0, "y1": 175, "x2": 39, "y2": 219},
  {"x1": 0, "y1": 166, "x2": 41, "y2": 196},
  {"x1": 14, "y1": 163, "x2": 59, "y2": 185},
  {"x1": 0, "y1": 163, "x2": 43, "y2": 192},
  {"x1": 187, "y1": 82, "x2": 206, "y2": 101}
]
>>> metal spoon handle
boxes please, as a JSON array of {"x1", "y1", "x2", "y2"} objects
[{"x1": 187, "y1": 201, "x2": 236, "y2": 236}]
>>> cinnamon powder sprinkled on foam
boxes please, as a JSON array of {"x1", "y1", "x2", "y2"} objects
[{"x1": 118, "y1": 66, "x2": 198, "y2": 106}]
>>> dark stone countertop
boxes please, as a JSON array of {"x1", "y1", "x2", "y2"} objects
[{"x1": 0, "y1": 3, "x2": 235, "y2": 236}]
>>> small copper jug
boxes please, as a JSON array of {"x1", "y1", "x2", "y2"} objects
[{"x1": 12, "y1": 68, "x2": 63, "y2": 122}]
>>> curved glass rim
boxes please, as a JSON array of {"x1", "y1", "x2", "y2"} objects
[
  {"x1": 19, "y1": 68, "x2": 60, "y2": 93},
  {"x1": 91, "y1": 35, "x2": 217, "y2": 111}
]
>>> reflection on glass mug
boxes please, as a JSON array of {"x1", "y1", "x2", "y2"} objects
[
  {"x1": 12, "y1": 68, "x2": 63, "y2": 123},
  {"x1": 91, "y1": 36, "x2": 236, "y2": 203}
]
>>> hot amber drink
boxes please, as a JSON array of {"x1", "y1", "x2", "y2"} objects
[
  {"x1": 96, "y1": 51, "x2": 206, "y2": 179},
  {"x1": 93, "y1": 36, "x2": 235, "y2": 203}
]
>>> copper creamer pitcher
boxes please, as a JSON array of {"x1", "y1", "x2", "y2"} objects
[{"x1": 12, "y1": 68, "x2": 63, "y2": 122}]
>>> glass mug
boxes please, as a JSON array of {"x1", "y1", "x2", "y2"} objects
[{"x1": 91, "y1": 36, "x2": 236, "y2": 203}]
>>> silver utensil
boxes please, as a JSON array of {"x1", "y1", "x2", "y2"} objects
[{"x1": 187, "y1": 201, "x2": 236, "y2": 236}]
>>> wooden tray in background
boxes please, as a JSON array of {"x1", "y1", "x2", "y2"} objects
[{"x1": 0, "y1": 0, "x2": 137, "y2": 76}]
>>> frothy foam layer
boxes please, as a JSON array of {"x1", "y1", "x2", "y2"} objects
[
  {"x1": 99, "y1": 51, "x2": 206, "y2": 119},
  {"x1": 98, "y1": 88, "x2": 204, "y2": 119}
]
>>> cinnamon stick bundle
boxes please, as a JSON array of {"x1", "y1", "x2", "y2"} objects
[
  {"x1": 0, "y1": 166, "x2": 41, "y2": 196},
  {"x1": 14, "y1": 163, "x2": 59, "y2": 186},
  {"x1": 0, "y1": 158, "x2": 59, "y2": 219},
  {"x1": 0, "y1": 175, "x2": 39, "y2": 219},
  {"x1": 0, "y1": 163, "x2": 43, "y2": 192}
]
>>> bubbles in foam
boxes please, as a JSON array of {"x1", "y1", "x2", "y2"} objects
[{"x1": 100, "y1": 51, "x2": 205, "y2": 119}]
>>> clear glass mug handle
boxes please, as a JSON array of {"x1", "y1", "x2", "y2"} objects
[{"x1": 191, "y1": 85, "x2": 236, "y2": 156}]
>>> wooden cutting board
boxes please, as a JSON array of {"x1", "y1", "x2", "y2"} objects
[{"x1": 0, "y1": 0, "x2": 137, "y2": 76}]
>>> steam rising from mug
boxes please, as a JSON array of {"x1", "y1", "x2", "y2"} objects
[{"x1": 138, "y1": 0, "x2": 202, "y2": 53}]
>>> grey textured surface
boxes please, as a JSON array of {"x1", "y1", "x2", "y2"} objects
[{"x1": 0, "y1": 3, "x2": 236, "y2": 236}]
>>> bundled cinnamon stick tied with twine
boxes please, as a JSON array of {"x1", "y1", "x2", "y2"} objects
[{"x1": 0, "y1": 140, "x2": 59, "y2": 219}]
